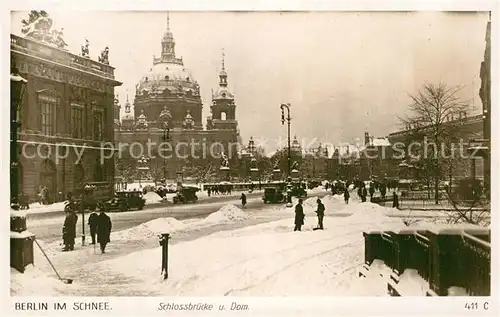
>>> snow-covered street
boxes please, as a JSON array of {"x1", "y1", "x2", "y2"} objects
[{"x1": 12, "y1": 193, "x2": 425, "y2": 296}]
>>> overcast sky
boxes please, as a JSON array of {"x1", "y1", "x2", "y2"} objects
[{"x1": 11, "y1": 11, "x2": 489, "y2": 153}]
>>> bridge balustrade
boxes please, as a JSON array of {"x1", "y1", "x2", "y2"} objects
[{"x1": 362, "y1": 226, "x2": 490, "y2": 296}]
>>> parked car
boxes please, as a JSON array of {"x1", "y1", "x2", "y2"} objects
[
  {"x1": 262, "y1": 187, "x2": 285, "y2": 204},
  {"x1": 291, "y1": 185, "x2": 308, "y2": 198},
  {"x1": 103, "y1": 190, "x2": 146, "y2": 212},
  {"x1": 173, "y1": 186, "x2": 199, "y2": 204}
]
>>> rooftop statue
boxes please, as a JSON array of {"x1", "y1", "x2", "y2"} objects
[
  {"x1": 21, "y1": 11, "x2": 67, "y2": 49},
  {"x1": 21, "y1": 11, "x2": 52, "y2": 39},
  {"x1": 81, "y1": 39, "x2": 90, "y2": 58},
  {"x1": 50, "y1": 28, "x2": 67, "y2": 49},
  {"x1": 98, "y1": 46, "x2": 109, "y2": 65}
]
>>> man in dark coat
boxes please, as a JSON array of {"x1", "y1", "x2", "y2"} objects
[
  {"x1": 369, "y1": 185, "x2": 375, "y2": 199},
  {"x1": 294, "y1": 198, "x2": 305, "y2": 231},
  {"x1": 62, "y1": 210, "x2": 78, "y2": 251},
  {"x1": 344, "y1": 189, "x2": 350, "y2": 204},
  {"x1": 380, "y1": 185, "x2": 387, "y2": 200},
  {"x1": 315, "y1": 198, "x2": 325, "y2": 230},
  {"x1": 240, "y1": 193, "x2": 247, "y2": 208},
  {"x1": 97, "y1": 211, "x2": 112, "y2": 253},
  {"x1": 88, "y1": 211, "x2": 98, "y2": 245},
  {"x1": 392, "y1": 191, "x2": 400, "y2": 209}
]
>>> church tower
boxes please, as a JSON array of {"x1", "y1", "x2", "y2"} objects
[{"x1": 207, "y1": 49, "x2": 238, "y2": 131}]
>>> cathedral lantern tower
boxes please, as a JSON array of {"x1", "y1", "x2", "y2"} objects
[
  {"x1": 121, "y1": 95, "x2": 135, "y2": 131},
  {"x1": 134, "y1": 12, "x2": 203, "y2": 130},
  {"x1": 208, "y1": 49, "x2": 238, "y2": 132}
]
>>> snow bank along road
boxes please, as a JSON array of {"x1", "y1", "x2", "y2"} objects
[{"x1": 28, "y1": 191, "x2": 331, "y2": 243}]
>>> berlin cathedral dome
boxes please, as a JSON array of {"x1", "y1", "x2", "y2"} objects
[
  {"x1": 136, "y1": 59, "x2": 199, "y2": 95},
  {"x1": 116, "y1": 13, "x2": 241, "y2": 180},
  {"x1": 132, "y1": 13, "x2": 203, "y2": 130}
]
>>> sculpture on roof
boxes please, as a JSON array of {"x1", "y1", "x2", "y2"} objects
[
  {"x1": 50, "y1": 28, "x2": 67, "y2": 49},
  {"x1": 220, "y1": 152, "x2": 229, "y2": 168},
  {"x1": 98, "y1": 46, "x2": 109, "y2": 65},
  {"x1": 21, "y1": 11, "x2": 52, "y2": 39},
  {"x1": 81, "y1": 39, "x2": 90, "y2": 58},
  {"x1": 21, "y1": 11, "x2": 68, "y2": 49}
]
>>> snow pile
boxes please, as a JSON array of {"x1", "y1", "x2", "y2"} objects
[
  {"x1": 10, "y1": 231, "x2": 35, "y2": 238},
  {"x1": 203, "y1": 204, "x2": 249, "y2": 223},
  {"x1": 395, "y1": 269, "x2": 429, "y2": 296},
  {"x1": 11, "y1": 209, "x2": 28, "y2": 218},
  {"x1": 347, "y1": 259, "x2": 391, "y2": 296},
  {"x1": 344, "y1": 203, "x2": 397, "y2": 226},
  {"x1": 113, "y1": 217, "x2": 187, "y2": 240},
  {"x1": 11, "y1": 265, "x2": 72, "y2": 296},
  {"x1": 143, "y1": 191, "x2": 163, "y2": 204},
  {"x1": 27, "y1": 201, "x2": 66, "y2": 214}
]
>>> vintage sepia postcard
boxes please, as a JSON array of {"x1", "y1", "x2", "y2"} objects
[{"x1": 3, "y1": 1, "x2": 498, "y2": 316}]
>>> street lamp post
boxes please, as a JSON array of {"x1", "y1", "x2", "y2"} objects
[
  {"x1": 280, "y1": 103, "x2": 292, "y2": 206},
  {"x1": 10, "y1": 66, "x2": 27, "y2": 208},
  {"x1": 10, "y1": 65, "x2": 35, "y2": 273}
]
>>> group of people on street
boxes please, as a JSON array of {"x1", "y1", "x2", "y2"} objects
[
  {"x1": 88, "y1": 207, "x2": 112, "y2": 253},
  {"x1": 294, "y1": 198, "x2": 325, "y2": 231},
  {"x1": 62, "y1": 195, "x2": 112, "y2": 253}
]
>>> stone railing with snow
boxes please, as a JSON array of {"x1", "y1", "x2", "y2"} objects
[{"x1": 360, "y1": 226, "x2": 490, "y2": 297}]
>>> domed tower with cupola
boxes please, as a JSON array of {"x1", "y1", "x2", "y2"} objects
[
  {"x1": 121, "y1": 95, "x2": 135, "y2": 131},
  {"x1": 133, "y1": 12, "x2": 203, "y2": 130},
  {"x1": 207, "y1": 49, "x2": 238, "y2": 132}
]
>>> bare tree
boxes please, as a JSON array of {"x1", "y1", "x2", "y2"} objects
[{"x1": 400, "y1": 83, "x2": 469, "y2": 204}]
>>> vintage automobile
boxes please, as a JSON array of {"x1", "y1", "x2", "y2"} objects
[
  {"x1": 262, "y1": 187, "x2": 285, "y2": 204},
  {"x1": 103, "y1": 190, "x2": 146, "y2": 212},
  {"x1": 291, "y1": 184, "x2": 308, "y2": 198},
  {"x1": 172, "y1": 186, "x2": 199, "y2": 204}
]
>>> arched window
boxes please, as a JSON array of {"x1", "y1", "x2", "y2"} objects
[
  {"x1": 165, "y1": 75, "x2": 169, "y2": 81},
  {"x1": 221, "y1": 112, "x2": 227, "y2": 121}
]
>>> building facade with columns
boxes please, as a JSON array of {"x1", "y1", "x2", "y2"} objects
[
  {"x1": 11, "y1": 12, "x2": 122, "y2": 202},
  {"x1": 115, "y1": 15, "x2": 242, "y2": 181}
]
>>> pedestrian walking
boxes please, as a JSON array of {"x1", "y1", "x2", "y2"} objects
[
  {"x1": 96, "y1": 210, "x2": 112, "y2": 254},
  {"x1": 314, "y1": 198, "x2": 325, "y2": 230},
  {"x1": 62, "y1": 210, "x2": 78, "y2": 251},
  {"x1": 392, "y1": 191, "x2": 400, "y2": 209},
  {"x1": 344, "y1": 188, "x2": 350, "y2": 204},
  {"x1": 369, "y1": 185, "x2": 375, "y2": 199},
  {"x1": 294, "y1": 198, "x2": 305, "y2": 232},
  {"x1": 88, "y1": 211, "x2": 98, "y2": 245},
  {"x1": 240, "y1": 192, "x2": 247, "y2": 209}
]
